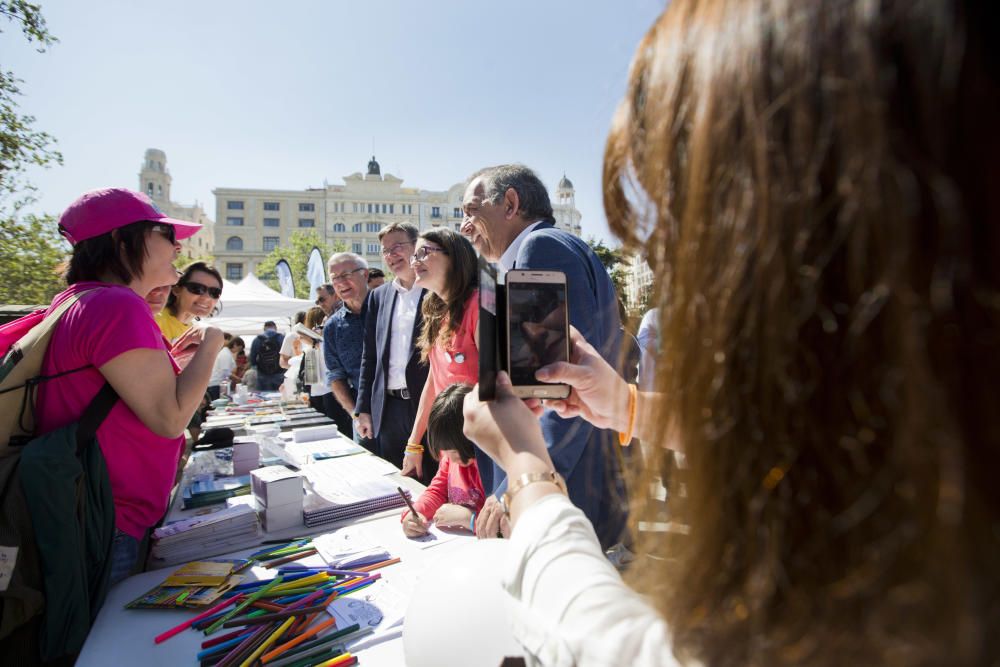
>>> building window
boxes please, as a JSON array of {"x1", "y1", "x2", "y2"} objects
[
  {"x1": 226, "y1": 216, "x2": 244, "y2": 226},
  {"x1": 226, "y1": 236, "x2": 243, "y2": 251},
  {"x1": 366, "y1": 222, "x2": 380, "y2": 233},
  {"x1": 333, "y1": 223, "x2": 346, "y2": 232},
  {"x1": 263, "y1": 201, "x2": 280, "y2": 211},
  {"x1": 263, "y1": 217, "x2": 280, "y2": 227},
  {"x1": 352, "y1": 223, "x2": 362, "y2": 233},
  {"x1": 367, "y1": 203, "x2": 373, "y2": 214},
  {"x1": 298, "y1": 218, "x2": 315, "y2": 228},
  {"x1": 431, "y1": 206, "x2": 441, "y2": 218},
  {"x1": 298, "y1": 202, "x2": 315, "y2": 212},
  {"x1": 263, "y1": 236, "x2": 280, "y2": 252},
  {"x1": 453, "y1": 207, "x2": 461, "y2": 218},
  {"x1": 226, "y1": 263, "x2": 243, "y2": 281},
  {"x1": 146, "y1": 182, "x2": 154, "y2": 197},
  {"x1": 389, "y1": 204, "x2": 394, "y2": 214},
  {"x1": 352, "y1": 242, "x2": 362, "y2": 254},
  {"x1": 367, "y1": 242, "x2": 380, "y2": 255},
  {"x1": 352, "y1": 203, "x2": 359, "y2": 213},
  {"x1": 227, "y1": 201, "x2": 244, "y2": 210},
  {"x1": 158, "y1": 185, "x2": 163, "y2": 197},
  {"x1": 381, "y1": 204, "x2": 387, "y2": 214}
]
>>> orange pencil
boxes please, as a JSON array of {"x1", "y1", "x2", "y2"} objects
[
  {"x1": 260, "y1": 617, "x2": 336, "y2": 663},
  {"x1": 355, "y1": 556, "x2": 400, "y2": 572}
]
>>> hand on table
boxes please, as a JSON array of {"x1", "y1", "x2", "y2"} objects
[
  {"x1": 474, "y1": 496, "x2": 511, "y2": 539},
  {"x1": 432, "y1": 503, "x2": 473, "y2": 530},
  {"x1": 401, "y1": 450, "x2": 423, "y2": 479}
]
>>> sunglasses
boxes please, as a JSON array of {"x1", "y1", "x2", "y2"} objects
[
  {"x1": 150, "y1": 224, "x2": 176, "y2": 244},
  {"x1": 180, "y1": 281, "x2": 222, "y2": 299}
]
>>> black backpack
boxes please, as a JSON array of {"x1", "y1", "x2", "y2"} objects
[{"x1": 256, "y1": 334, "x2": 282, "y2": 375}]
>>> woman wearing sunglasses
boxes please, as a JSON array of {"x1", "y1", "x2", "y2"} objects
[
  {"x1": 155, "y1": 261, "x2": 223, "y2": 344},
  {"x1": 400, "y1": 227, "x2": 480, "y2": 481},
  {"x1": 35, "y1": 188, "x2": 225, "y2": 587}
]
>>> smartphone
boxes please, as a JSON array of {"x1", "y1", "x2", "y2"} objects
[{"x1": 505, "y1": 269, "x2": 570, "y2": 399}]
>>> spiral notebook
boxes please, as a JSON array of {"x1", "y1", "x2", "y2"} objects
[{"x1": 301, "y1": 456, "x2": 408, "y2": 527}]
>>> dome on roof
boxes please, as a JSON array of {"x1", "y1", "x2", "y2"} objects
[
  {"x1": 367, "y1": 155, "x2": 381, "y2": 176},
  {"x1": 558, "y1": 173, "x2": 574, "y2": 189}
]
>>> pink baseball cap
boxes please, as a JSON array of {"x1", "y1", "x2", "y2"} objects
[{"x1": 58, "y1": 187, "x2": 202, "y2": 245}]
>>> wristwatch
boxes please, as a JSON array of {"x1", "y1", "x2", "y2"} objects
[{"x1": 500, "y1": 471, "x2": 567, "y2": 517}]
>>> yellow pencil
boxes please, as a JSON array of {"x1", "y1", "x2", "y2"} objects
[
  {"x1": 238, "y1": 616, "x2": 295, "y2": 667},
  {"x1": 314, "y1": 651, "x2": 353, "y2": 667}
]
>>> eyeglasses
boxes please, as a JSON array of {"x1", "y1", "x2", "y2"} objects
[
  {"x1": 330, "y1": 267, "x2": 367, "y2": 282},
  {"x1": 381, "y1": 241, "x2": 413, "y2": 257},
  {"x1": 180, "y1": 281, "x2": 222, "y2": 299},
  {"x1": 410, "y1": 246, "x2": 448, "y2": 263},
  {"x1": 150, "y1": 224, "x2": 176, "y2": 244}
]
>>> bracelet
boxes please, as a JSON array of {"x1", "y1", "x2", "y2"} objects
[
  {"x1": 500, "y1": 471, "x2": 567, "y2": 517},
  {"x1": 618, "y1": 383, "x2": 638, "y2": 446},
  {"x1": 469, "y1": 512, "x2": 476, "y2": 533},
  {"x1": 405, "y1": 440, "x2": 424, "y2": 456}
]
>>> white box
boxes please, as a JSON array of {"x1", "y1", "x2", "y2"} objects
[
  {"x1": 251, "y1": 466, "x2": 303, "y2": 507},
  {"x1": 261, "y1": 500, "x2": 303, "y2": 532}
]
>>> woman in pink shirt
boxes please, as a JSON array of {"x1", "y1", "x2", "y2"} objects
[
  {"x1": 402, "y1": 383, "x2": 486, "y2": 537},
  {"x1": 37, "y1": 188, "x2": 225, "y2": 585},
  {"x1": 402, "y1": 228, "x2": 479, "y2": 479}
]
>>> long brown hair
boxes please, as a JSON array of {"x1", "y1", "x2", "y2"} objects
[
  {"x1": 605, "y1": 1, "x2": 999, "y2": 665},
  {"x1": 415, "y1": 228, "x2": 478, "y2": 362}
]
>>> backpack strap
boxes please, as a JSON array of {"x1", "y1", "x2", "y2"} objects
[{"x1": 76, "y1": 382, "x2": 119, "y2": 455}]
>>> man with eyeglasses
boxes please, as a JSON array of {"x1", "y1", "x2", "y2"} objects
[
  {"x1": 354, "y1": 223, "x2": 436, "y2": 481},
  {"x1": 314, "y1": 283, "x2": 341, "y2": 320},
  {"x1": 460, "y1": 164, "x2": 628, "y2": 551},
  {"x1": 323, "y1": 252, "x2": 374, "y2": 448}
]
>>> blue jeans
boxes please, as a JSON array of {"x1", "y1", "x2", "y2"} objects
[
  {"x1": 109, "y1": 530, "x2": 140, "y2": 586},
  {"x1": 257, "y1": 372, "x2": 285, "y2": 391}
]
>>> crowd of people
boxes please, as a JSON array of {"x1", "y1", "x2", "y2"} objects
[{"x1": 22, "y1": 0, "x2": 998, "y2": 663}]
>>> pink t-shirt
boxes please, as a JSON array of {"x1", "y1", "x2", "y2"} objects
[
  {"x1": 409, "y1": 456, "x2": 486, "y2": 528},
  {"x1": 36, "y1": 282, "x2": 184, "y2": 539},
  {"x1": 427, "y1": 290, "x2": 479, "y2": 396}
]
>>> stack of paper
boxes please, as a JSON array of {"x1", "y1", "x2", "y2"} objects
[
  {"x1": 151, "y1": 505, "x2": 260, "y2": 563},
  {"x1": 301, "y1": 456, "x2": 408, "y2": 527},
  {"x1": 284, "y1": 437, "x2": 366, "y2": 468}
]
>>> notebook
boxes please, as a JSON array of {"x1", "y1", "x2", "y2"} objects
[{"x1": 301, "y1": 457, "x2": 409, "y2": 527}]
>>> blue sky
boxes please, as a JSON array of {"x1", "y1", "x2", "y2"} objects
[{"x1": 7, "y1": 0, "x2": 664, "y2": 243}]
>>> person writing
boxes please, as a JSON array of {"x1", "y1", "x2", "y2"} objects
[
  {"x1": 460, "y1": 1, "x2": 1000, "y2": 665},
  {"x1": 402, "y1": 383, "x2": 486, "y2": 538}
]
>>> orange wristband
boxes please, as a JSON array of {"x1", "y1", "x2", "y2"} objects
[{"x1": 618, "y1": 383, "x2": 637, "y2": 446}]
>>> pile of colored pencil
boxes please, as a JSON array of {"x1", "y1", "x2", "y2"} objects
[{"x1": 153, "y1": 540, "x2": 403, "y2": 667}]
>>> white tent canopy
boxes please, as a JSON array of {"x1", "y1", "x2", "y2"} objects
[{"x1": 203, "y1": 273, "x2": 314, "y2": 336}]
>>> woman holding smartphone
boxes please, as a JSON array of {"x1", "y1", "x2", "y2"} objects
[{"x1": 400, "y1": 227, "x2": 479, "y2": 480}]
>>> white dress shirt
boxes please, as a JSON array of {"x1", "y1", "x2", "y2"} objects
[
  {"x1": 503, "y1": 494, "x2": 675, "y2": 666},
  {"x1": 499, "y1": 221, "x2": 546, "y2": 273},
  {"x1": 387, "y1": 279, "x2": 423, "y2": 390}
]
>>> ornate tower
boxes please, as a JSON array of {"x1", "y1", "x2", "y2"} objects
[
  {"x1": 140, "y1": 148, "x2": 171, "y2": 205},
  {"x1": 556, "y1": 173, "x2": 575, "y2": 206}
]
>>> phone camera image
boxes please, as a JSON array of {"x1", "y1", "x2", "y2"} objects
[{"x1": 507, "y1": 281, "x2": 567, "y2": 386}]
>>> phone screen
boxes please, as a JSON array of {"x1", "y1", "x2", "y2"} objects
[{"x1": 507, "y1": 280, "x2": 568, "y2": 385}]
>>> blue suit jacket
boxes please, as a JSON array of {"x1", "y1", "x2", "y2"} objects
[
  {"x1": 481, "y1": 221, "x2": 629, "y2": 549},
  {"x1": 355, "y1": 283, "x2": 428, "y2": 436}
]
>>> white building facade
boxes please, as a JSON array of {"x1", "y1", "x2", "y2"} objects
[
  {"x1": 212, "y1": 157, "x2": 583, "y2": 281},
  {"x1": 139, "y1": 149, "x2": 215, "y2": 261}
]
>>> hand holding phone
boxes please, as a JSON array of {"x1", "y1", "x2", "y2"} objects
[{"x1": 505, "y1": 270, "x2": 570, "y2": 399}]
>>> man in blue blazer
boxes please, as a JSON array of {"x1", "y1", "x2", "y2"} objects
[
  {"x1": 355, "y1": 223, "x2": 437, "y2": 484},
  {"x1": 461, "y1": 164, "x2": 629, "y2": 549}
]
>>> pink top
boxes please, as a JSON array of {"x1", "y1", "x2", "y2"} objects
[
  {"x1": 410, "y1": 456, "x2": 486, "y2": 527},
  {"x1": 427, "y1": 290, "x2": 479, "y2": 396},
  {"x1": 36, "y1": 282, "x2": 184, "y2": 539}
]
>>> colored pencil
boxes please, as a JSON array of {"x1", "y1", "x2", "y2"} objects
[
  {"x1": 262, "y1": 624, "x2": 366, "y2": 665},
  {"x1": 155, "y1": 594, "x2": 239, "y2": 644},
  {"x1": 354, "y1": 557, "x2": 400, "y2": 572},
  {"x1": 205, "y1": 575, "x2": 284, "y2": 635},
  {"x1": 261, "y1": 548, "x2": 319, "y2": 568},
  {"x1": 222, "y1": 604, "x2": 328, "y2": 628},
  {"x1": 238, "y1": 616, "x2": 295, "y2": 667}
]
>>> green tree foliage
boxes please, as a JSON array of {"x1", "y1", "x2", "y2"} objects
[
  {"x1": 256, "y1": 230, "x2": 346, "y2": 299},
  {"x1": 586, "y1": 236, "x2": 628, "y2": 304},
  {"x1": 1, "y1": 1, "x2": 61, "y2": 211},
  {"x1": 0, "y1": 213, "x2": 68, "y2": 304}
]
